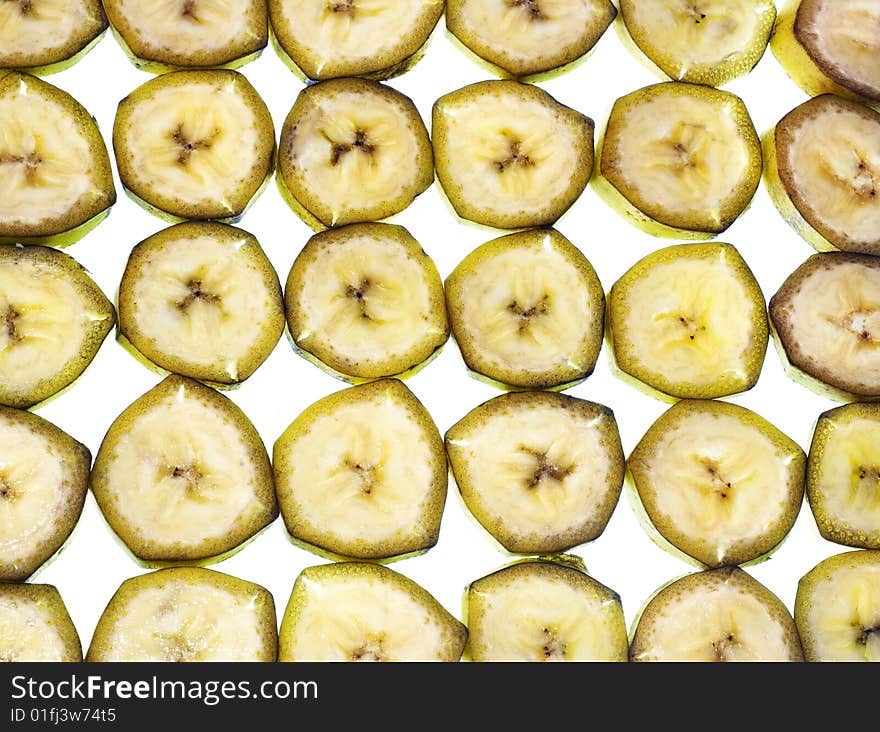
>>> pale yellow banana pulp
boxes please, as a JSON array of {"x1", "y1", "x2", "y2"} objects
[{"x1": 0, "y1": 594, "x2": 70, "y2": 662}]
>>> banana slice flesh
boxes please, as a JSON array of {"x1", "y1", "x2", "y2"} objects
[
  {"x1": 446, "y1": 392, "x2": 624, "y2": 554},
  {"x1": 466, "y1": 560, "x2": 627, "y2": 662},
  {"x1": 0, "y1": 584, "x2": 81, "y2": 662},
  {"x1": 432, "y1": 80, "x2": 594, "y2": 229},
  {"x1": 285, "y1": 223, "x2": 448, "y2": 380},
  {"x1": 279, "y1": 562, "x2": 466, "y2": 662},
  {"x1": 629, "y1": 400, "x2": 805, "y2": 567},
  {"x1": 445, "y1": 228, "x2": 604, "y2": 388},
  {"x1": 631, "y1": 567, "x2": 803, "y2": 662},
  {"x1": 88, "y1": 568, "x2": 277, "y2": 662},
  {"x1": 269, "y1": 0, "x2": 443, "y2": 79},
  {"x1": 273, "y1": 379, "x2": 446, "y2": 560},
  {"x1": 447, "y1": 0, "x2": 616, "y2": 77}
]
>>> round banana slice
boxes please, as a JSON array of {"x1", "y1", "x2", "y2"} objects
[
  {"x1": 273, "y1": 379, "x2": 446, "y2": 560},
  {"x1": 279, "y1": 562, "x2": 466, "y2": 662},
  {"x1": 284, "y1": 223, "x2": 448, "y2": 381},
  {"x1": 0, "y1": 0, "x2": 107, "y2": 75},
  {"x1": 87, "y1": 567, "x2": 277, "y2": 662},
  {"x1": 0, "y1": 73, "x2": 115, "y2": 245},
  {"x1": 795, "y1": 550, "x2": 880, "y2": 662},
  {"x1": 595, "y1": 82, "x2": 762, "y2": 237},
  {"x1": 445, "y1": 229, "x2": 604, "y2": 389},
  {"x1": 103, "y1": 0, "x2": 267, "y2": 72},
  {"x1": 268, "y1": 0, "x2": 443, "y2": 80},
  {"x1": 446, "y1": 392, "x2": 624, "y2": 554},
  {"x1": 765, "y1": 95, "x2": 880, "y2": 255},
  {"x1": 433, "y1": 81, "x2": 594, "y2": 229},
  {"x1": 629, "y1": 400, "x2": 805, "y2": 568},
  {"x1": 277, "y1": 78, "x2": 432, "y2": 231},
  {"x1": 0, "y1": 406, "x2": 90, "y2": 581},
  {"x1": 0, "y1": 245, "x2": 115, "y2": 409},
  {"x1": 0, "y1": 584, "x2": 81, "y2": 662},
  {"x1": 619, "y1": 0, "x2": 775, "y2": 86},
  {"x1": 808, "y1": 404, "x2": 880, "y2": 549},
  {"x1": 608, "y1": 243, "x2": 768, "y2": 400},
  {"x1": 113, "y1": 69, "x2": 275, "y2": 221},
  {"x1": 465, "y1": 559, "x2": 628, "y2": 662},
  {"x1": 770, "y1": 253, "x2": 880, "y2": 399},
  {"x1": 91, "y1": 375, "x2": 277, "y2": 563},
  {"x1": 771, "y1": 0, "x2": 880, "y2": 105},
  {"x1": 119, "y1": 222, "x2": 284, "y2": 386},
  {"x1": 630, "y1": 567, "x2": 803, "y2": 662},
  {"x1": 446, "y1": 0, "x2": 617, "y2": 78}
]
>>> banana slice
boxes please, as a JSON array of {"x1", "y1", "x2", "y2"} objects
[
  {"x1": 87, "y1": 567, "x2": 277, "y2": 662},
  {"x1": 273, "y1": 379, "x2": 446, "y2": 560},
  {"x1": 268, "y1": 0, "x2": 443, "y2": 80},
  {"x1": 769, "y1": 253, "x2": 880, "y2": 399},
  {"x1": 630, "y1": 567, "x2": 804, "y2": 662},
  {"x1": 465, "y1": 559, "x2": 628, "y2": 662},
  {"x1": 113, "y1": 69, "x2": 275, "y2": 221},
  {"x1": 0, "y1": 245, "x2": 115, "y2": 409},
  {"x1": 765, "y1": 95, "x2": 880, "y2": 255},
  {"x1": 90, "y1": 375, "x2": 277, "y2": 563},
  {"x1": 608, "y1": 243, "x2": 768, "y2": 400},
  {"x1": 446, "y1": 0, "x2": 617, "y2": 78},
  {"x1": 619, "y1": 0, "x2": 775, "y2": 86},
  {"x1": 279, "y1": 562, "x2": 466, "y2": 662},
  {"x1": 446, "y1": 392, "x2": 624, "y2": 554},
  {"x1": 0, "y1": 406, "x2": 90, "y2": 581},
  {"x1": 629, "y1": 400, "x2": 805, "y2": 567},
  {"x1": 795, "y1": 550, "x2": 880, "y2": 662},
  {"x1": 0, "y1": 584, "x2": 81, "y2": 662},
  {"x1": 445, "y1": 228, "x2": 604, "y2": 389},
  {"x1": 277, "y1": 78, "x2": 432, "y2": 231},
  {"x1": 0, "y1": 0, "x2": 107, "y2": 74},
  {"x1": 103, "y1": 0, "x2": 267, "y2": 72},
  {"x1": 119, "y1": 222, "x2": 284, "y2": 386},
  {"x1": 433, "y1": 81, "x2": 594, "y2": 229},
  {"x1": 772, "y1": 0, "x2": 880, "y2": 105},
  {"x1": 595, "y1": 82, "x2": 762, "y2": 237},
  {"x1": 285, "y1": 223, "x2": 448, "y2": 381},
  {"x1": 808, "y1": 404, "x2": 880, "y2": 549},
  {"x1": 0, "y1": 72, "x2": 115, "y2": 245}
]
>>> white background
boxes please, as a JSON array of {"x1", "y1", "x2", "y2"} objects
[{"x1": 31, "y1": 7, "x2": 844, "y2": 656}]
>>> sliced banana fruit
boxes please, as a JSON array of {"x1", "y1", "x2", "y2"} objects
[
  {"x1": 628, "y1": 400, "x2": 805, "y2": 567},
  {"x1": 119, "y1": 222, "x2": 284, "y2": 386},
  {"x1": 0, "y1": 584, "x2": 82, "y2": 662},
  {"x1": 808, "y1": 403, "x2": 880, "y2": 549},
  {"x1": 87, "y1": 567, "x2": 277, "y2": 662},
  {"x1": 90, "y1": 375, "x2": 277, "y2": 563},
  {"x1": 445, "y1": 228, "x2": 604, "y2": 389},
  {"x1": 0, "y1": 72, "x2": 115, "y2": 245},
  {"x1": 465, "y1": 559, "x2": 627, "y2": 662},
  {"x1": 447, "y1": 0, "x2": 617, "y2": 78},
  {"x1": 630, "y1": 567, "x2": 804, "y2": 662},
  {"x1": 285, "y1": 223, "x2": 448, "y2": 381},
  {"x1": 274, "y1": 379, "x2": 446, "y2": 560},
  {"x1": 765, "y1": 94, "x2": 880, "y2": 255},
  {"x1": 103, "y1": 0, "x2": 267, "y2": 71},
  {"x1": 770, "y1": 253, "x2": 880, "y2": 399},
  {"x1": 113, "y1": 69, "x2": 275, "y2": 221},
  {"x1": 279, "y1": 562, "x2": 466, "y2": 662},
  {"x1": 0, "y1": 406, "x2": 90, "y2": 581},
  {"x1": 268, "y1": 0, "x2": 443, "y2": 80},
  {"x1": 619, "y1": 0, "x2": 776, "y2": 86},
  {"x1": 433, "y1": 81, "x2": 594, "y2": 229},
  {"x1": 0, "y1": 245, "x2": 115, "y2": 409},
  {"x1": 595, "y1": 82, "x2": 762, "y2": 237},
  {"x1": 446, "y1": 392, "x2": 624, "y2": 554},
  {"x1": 0, "y1": 0, "x2": 107, "y2": 74},
  {"x1": 608, "y1": 242, "x2": 768, "y2": 400}
]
